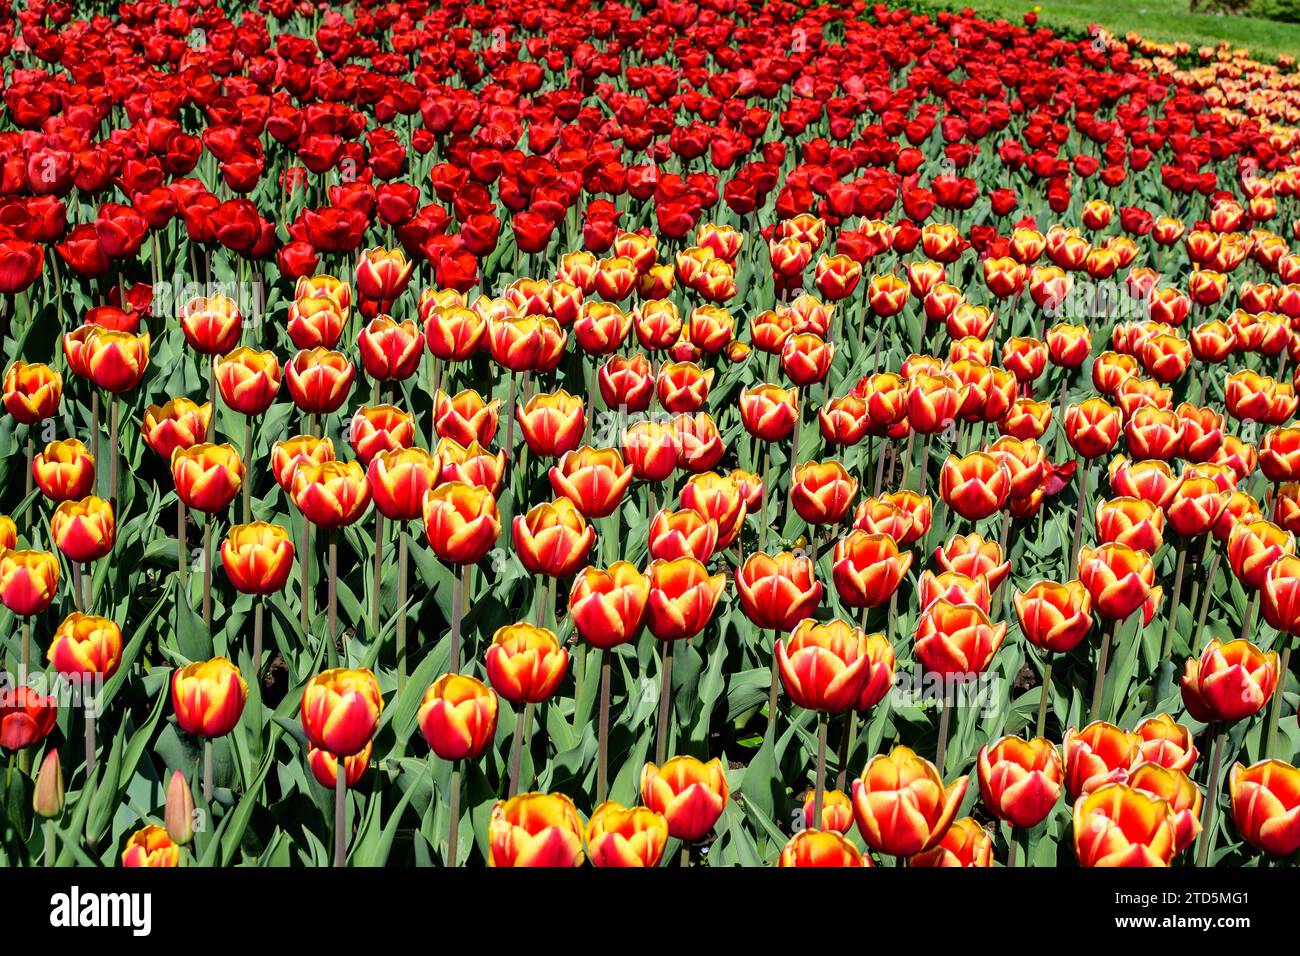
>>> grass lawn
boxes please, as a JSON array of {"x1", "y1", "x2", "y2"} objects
[{"x1": 930, "y1": 0, "x2": 1300, "y2": 60}]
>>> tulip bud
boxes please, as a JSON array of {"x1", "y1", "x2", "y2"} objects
[
  {"x1": 164, "y1": 769, "x2": 195, "y2": 846},
  {"x1": 32, "y1": 749, "x2": 64, "y2": 819}
]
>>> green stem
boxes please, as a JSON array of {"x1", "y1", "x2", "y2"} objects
[{"x1": 1195, "y1": 727, "x2": 1227, "y2": 868}]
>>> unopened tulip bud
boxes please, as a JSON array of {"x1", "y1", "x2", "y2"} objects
[
  {"x1": 32, "y1": 749, "x2": 64, "y2": 819},
  {"x1": 165, "y1": 769, "x2": 195, "y2": 846}
]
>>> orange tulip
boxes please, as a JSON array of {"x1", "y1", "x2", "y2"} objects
[
  {"x1": 84, "y1": 328, "x2": 150, "y2": 392},
  {"x1": 549, "y1": 446, "x2": 633, "y2": 520},
  {"x1": 1065, "y1": 721, "x2": 1139, "y2": 800},
  {"x1": 121, "y1": 825, "x2": 180, "y2": 868},
  {"x1": 1073, "y1": 783, "x2": 1178, "y2": 867},
  {"x1": 171, "y1": 443, "x2": 245, "y2": 513},
  {"x1": 645, "y1": 557, "x2": 725, "y2": 641},
  {"x1": 367, "y1": 447, "x2": 438, "y2": 522},
  {"x1": 832, "y1": 530, "x2": 912, "y2": 609},
  {"x1": 1229, "y1": 518, "x2": 1294, "y2": 591},
  {"x1": 1077, "y1": 543, "x2": 1162, "y2": 623},
  {"x1": 1127, "y1": 761, "x2": 1202, "y2": 854},
  {"x1": 418, "y1": 674, "x2": 499, "y2": 761},
  {"x1": 801, "y1": 788, "x2": 854, "y2": 834},
  {"x1": 1230, "y1": 759, "x2": 1300, "y2": 856},
  {"x1": 214, "y1": 347, "x2": 281, "y2": 416},
  {"x1": 1181, "y1": 638, "x2": 1279, "y2": 724},
  {"x1": 300, "y1": 668, "x2": 383, "y2": 757},
  {"x1": 735, "y1": 551, "x2": 822, "y2": 632},
  {"x1": 348, "y1": 404, "x2": 415, "y2": 467},
  {"x1": 568, "y1": 562, "x2": 648, "y2": 650},
  {"x1": 777, "y1": 619, "x2": 877, "y2": 713},
  {"x1": 292, "y1": 460, "x2": 371, "y2": 529},
  {"x1": 778, "y1": 829, "x2": 868, "y2": 867},
  {"x1": 739, "y1": 383, "x2": 799, "y2": 442},
  {"x1": 434, "y1": 388, "x2": 500, "y2": 447},
  {"x1": 47, "y1": 612, "x2": 122, "y2": 680},
  {"x1": 1064, "y1": 398, "x2": 1121, "y2": 458},
  {"x1": 640, "y1": 756, "x2": 729, "y2": 842},
  {"x1": 422, "y1": 303, "x2": 486, "y2": 362},
  {"x1": 307, "y1": 744, "x2": 372, "y2": 790},
  {"x1": 914, "y1": 599, "x2": 1007, "y2": 677},
  {"x1": 790, "y1": 460, "x2": 858, "y2": 525},
  {"x1": 586, "y1": 801, "x2": 669, "y2": 868},
  {"x1": 142, "y1": 398, "x2": 212, "y2": 459},
  {"x1": 1165, "y1": 475, "x2": 1228, "y2": 537},
  {"x1": 513, "y1": 497, "x2": 595, "y2": 578},
  {"x1": 0, "y1": 549, "x2": 59, "y2": 616},
  {"x1": 32, "y1": 438, "x2": 95, "y2": 502},
  {"x1": 3, "y1": 361, "x2": 61, "y2": 424},
  {"x1": 1134, "y1": 714, "x2": 1198, "y2": 772},
  {"x1": 939, "y1": 452, "x2": 1010, "y2": 520},
  {"x1": 908, "y1": 817, "x2": 993, "y2": 867},
  {"x1": 977, "y1": 736, "x2": 1063, "y2": 829},
  {"x1": 50, "y1": 495, "x2": 114, "y2": 563},
  {"x1": 220, "y1": 522, "x2": 295, "y2": 595},
  {"x1": 489, "y1": 792, "x2": 584, "y2": 867},
  {"x1": 422, "y1": 481, "x2": 500, "y2": 565},
  {"x1": 171, "y1": 657, "x2": 248, "y2": 738},
  {"x1": 485, "y1": 624, "x2": 569, "y2": 705},
  {"x1": 851, "y1": 745, "x2": 967, "y2": 856},
  {"x1": 179, "y1": 294, "x2": 242, "y2": 355},
  {"x1": 1014, "y1": 580, "x2": 1092, "y2": 653},
  {"x1": 517, "y1": 390, "x2": 585, "y2": 458}
]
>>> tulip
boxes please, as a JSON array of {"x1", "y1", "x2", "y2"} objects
[
  {"x1": 142, "y1": 398, "x2": 213, "y2": 460},
  {"x1": 585, "y1": 801, "x2": 669, "y2": 868},
  {"x1": 914, "y1": 599, "x2": 1007, "y2": 678},
  {"x1": 1128, "y1": 762, "x2": 1202, "y2": 855},
  {"x1": 121, "y1": 825, "x2": 180, "y2": 868},
  {"x1": 214, "y1": 347, "x2": 281, "y2": 416},
  {"x1": 292, "y1": 460, "x2": 371, "y2": 529},
  {"x1": 172, "y1": 657, "x2": 248, "y2": 740},
  {"x1": 357, "y1": 316, "x2": 423, "y2": 382},
  {"x1": 1134, "y1": 714, "x2": 1199, "y2": 772},
  {"x1": 790, "y1": 460, "x2": 858, "y2": 526},
  {"x1": 3, "y1": 361, "x2": 61, "y2": 424},
  {"x1": 739, "y1": 383, "x2": 799, "y2": 441},
  {"x1": 1181, "y1": 638, "x2": 1278, "y2": 724},
  {"x1": 1064, "y1": 721, "x2": 1139, "y2": 800},
  {"x1": 779, "y1": 829, "x2": 868, "y2": 867},
  {"x1": 978, "y1": 736, "x2": 1063, "y2": 834},
  {"x1": 221, "y1": 522, "x2": 294, "y2": 595},
  {"x1": 1230, "y1": 759, "x2": 1300, "y2": 857},
  {"x1": 423, "y1": 481, "x2": 500, "y2": 566},
  {"x1": 486, "y1": 624, "x2": 569, "y2": 707},
  {"x1": 832, "y1": 531, "x2": 912, "y2": 610},
  {"x1": 33, "y1": 750, "x2": 64, "y2": 822},
  {"x1": 32, "y1": 439, "x2": 95, "y2": 502},
  {"x1": 735, "y1": 551, "x2": 822, "y2": 632},
  {"x1": 307, "y1": 745, "x2": 372, "y2": 791},
  {"x1": 418, "y1": 674, "x2": 498, "y2": 762},
  {"x1": 852, "y1": 745, "x2": 966, "y2": 857},
  {"x1": 641, "y1": 756, "x2": 729, "y2": 844},
  {"x1": 648, "y1": 508, "x2": 718, "y2": 563},
  {"x1": 47, "y1": 612, "x2": 122, "y2": 680},
  {"x1": 516, "y1": 390, "x2": 585, "y2": 458},
  {"x1": 0, "y1": 686, "x2": 57, "y2": 751},
  {"x1": 777, "y1": 619, "x2": 877, "y2": 714},
  {"x1": 568, "y1": 562, "x2": 648, "y2": 650},
  {"x1": 83, "y1": 328, "x2": 150, "y2": 393},
  {"x1": 801, "y1": 788, "x2": 855, "y2": 834},
  {"x1": 549, "y1": 446, "x2": 633, "y2": 520},
  {"x1": 434, "y1": 389, "x2": 500, "y2": 448},
  {"x1": 171, "y1": 443, "x2": 245, "y2": 513},
  {"x1": 1073, "y1": 783, "x2": 1177, "y2": 867},
  {"x1": 1095, "y1": 496, "x2": 1165, "y2": 554},
  {"x1": 939, "y1": 452, "x2": 1011, "y2": 521},
  {"x1": 489, "y1": 792, "x2": 584, "y2": 867},
  {"x1": 1077, "y1": 543, "x2": 1162, "y2": 624},
  {"x1": 300, "y1": 668, "x2": 384, "y2": 757},
  {"x1": 908, "y1": 817, "x2": 993, "y2": 867},
  {"x1": 270, "y1": 435, "x2": 335, "y2": 491},
  {"x1": 1014, "y1": 581, "x2": 1092, "y2": 656},
  {"x1": 645, "y1": 557, "x2": 726, "y2": 643},
  {"x1": 286, "y1": 348, "x2": 355, "y2": 415},
  {"x1": 179, "y1": 295, "x2": 242, "y2": 355},
  {"x1": 50, "y1": 495, "x2": 115, "y2": 564},
  {"x1": 0, "y1": 549, "x2": 59, "y2": 616},
  {"x1": 513, "y1": 497, "x2": 595, "y2": 579}
]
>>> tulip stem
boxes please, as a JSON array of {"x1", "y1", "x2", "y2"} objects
[
  {"x1": 429, "y1": 358, "x2": 443, "y2": 448},
  {"x1": 916, "y1": 434, "x2": 929, "y2": 497},
  {"x1": 508, "y1": 703, "x2": 533, "y2": 798},
  {"x1": 371, "y1": 513, "x2": 384, "y2": 639},
  {"x1": 1035, "y1": 655, "x2": 1054, "y2": 740},
  {"x1": 503, "y1": 371, "x2": 518, "y2": 463},
  {"x1": 300, "y1": 520, "x2": 313, "y2": 635},
  {"x1": 1196, "y1": 726, "x2": 1227, "y2": 867},
  {"x1": 597, "y1": 648, "x2": 611, "y2": 803},
  {"x1": 1161, "y1": 543, "x2": 1187, "y2": 664},
  {"x1": 758, "y1": 444, "x2": 771, "y2": 552},
  {"x1": 202, "y1": 738, "x2": 213, "y2": 803},
  {"x1": 176, "y1": 498, "x2": 187, "y2": 592},
  {"x1": 202, "y1": 519, "x2": 213, "y2": 628},
  {"x1": 334, "y1": 768, "x2": 347, "y2": 867},
  {"x1": 1069, "y1": 457, "x2": 1088, "y2": 567},
  {"x1": 90, "y1": 391, "x2": 101, "y2": 493},
  {"x1": 450, "y1": 563, "x2": 465, "y2": 673},
  {"x1": 835, "y1": 711, "x2": 856, "y2": 792},
  {"x1": 1265, "y1": 637, "x2": 1294, "y2": 758},
  {"x1": 327, "y1": 530, "x2": 339, "y2": 667},
  {"x1": 1195, "y1": 548, "x2": 1222, "y2": 642},
  {"x1": 813, "y1": 712, "x2": 829, "y2": 827},
  {"x1": 242, "y1": 415, "x2": 253, "y2": 522},
  {"x1": 656, "y1": 640, "x2": 675, "y2": 765},
  {"x1": 1008, "y1": 826, "x2": 1026, "y2": 867},
  {"x1": 1091, "y1": 618, "x2": 1117, "y2": 722},
  {"x1": 23, "y1": 433, "x2": 33, "y2": 537},
  {"x1": 20, "y1": 618, "x2": 30, "y2": 687},
  {"x1": 84, "y1": 701, "x2": 96, "y2": 779},
  {"x1": 1240, "y1": 592, "x2": 1259, "y2": 644},
  {"x1": 766, "y1": 631, "x2": 779, "y2": 738},
  {"x1": 108, "y1": 394, "x2": 119, "y2": 506},
  {"x1": 872, "y1": 439, "x2": 889, "y2": 497},
  {"x1": 396, "y1": 530, "x2": 409, "y2": 693},
  {"x1": 934, "y1": 700, "x2": 951, "y2": 775},
  {"x1": 447, "y1": 762, "x2": 461, "y2": 867},
  {"x1": 253, "y1": 598, "x2": 264, "y2": 677}
]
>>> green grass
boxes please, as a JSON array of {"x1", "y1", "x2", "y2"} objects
[{"x1": 931, "y1": 0, "x2": 1300, "y2": 60}]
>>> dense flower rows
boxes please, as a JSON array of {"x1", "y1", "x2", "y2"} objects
[{"x1": 0, "y1": 0, "x2": 1299, "y2": 867}]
